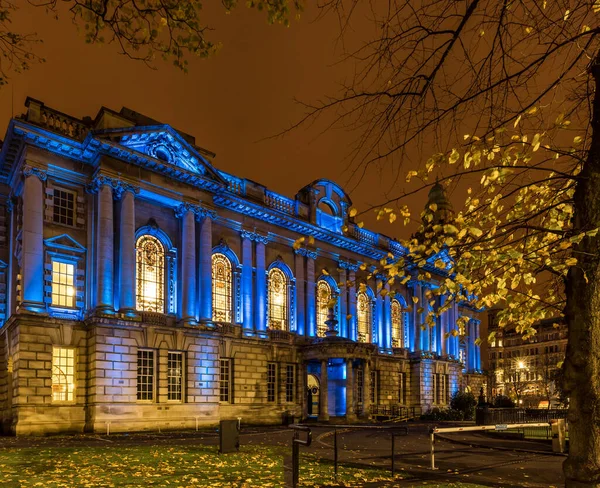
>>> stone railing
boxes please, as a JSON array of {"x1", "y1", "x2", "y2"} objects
[
  {"x1": 268, "y1": 328, "x2": 293, "y2": 343},
  {"x1": 39, "y1": 107, "x2": 88, "y2": 140},
  {"x1": 349, "y1": 225, "x2": 378, "y2": 246},
  {"x1": 140, "y1": 312, "x2": 174, "y2": 327},
  {"x1": 264, "y1": 190, "x2": 295, "y2": 215},
  {"x1": 215, "y1": 322, "x2": 241, "y2": 337},
  {"x1": 221, "y1": 173, "x2": 245, "y2": 195}
]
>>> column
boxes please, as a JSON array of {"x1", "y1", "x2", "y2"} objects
[
  {"x1": 363, "y1": 360, "x2": 372, "y2": 417},
  {"x1": 338, "y1": 265, "x2": 348, "y2": 338},
  {"x1": 384, "y1": 281, "x2": 391, "y2": 350},
  {"x1": 375, "y1": 276, "x2": 383, "y2": 347},
  {"x1": 475, "y1": 320, "x2": 481, "y2": 370},
  {"x1": 118, "y1": 186, "x2": 138, "y2": 317},
  {"x1": 254, "y1": 236, "x2": 267, "y2": 335},
  {"x1": 301, "y1": 363, "x2": 309, "y2": 420},
  {"x1": 453, "y1": 303, "x2": 460, "y2": 357},
  {"x1": 348, "y1": 267, "x2": 357, "y2": 341},
  {"x1": 306, "y1": 251, "x2": 316, "y2": 337},
  {"x1": 412, "y1": 283, "x2": 421, "y2": 352},
  {"x1": 318, "y1": 359, "x2": 329, "y2": 421},
  {"x1": 345, "y1": 358, "x2": 356, "y2": 421},
  {"x1": 177, "y1": 205, "x2": 196, "y2": 323},
  {"x1": 439, "y1": 296, "x2": 447, "y2": 356},
  {"x1": 198, "y1": 212, "x2": 213, "y2": 323},
  {"x1": 95, "y1": 178, "x2": 114, "y2": 314},
  {"x1": 468, "y1": 320, "x2": 475, "y2": 372},
  {"x1": 421, "y1": 286, "x2": 430, "y2": 352},
  {"x1": 20, "y1": 165, "x2": 46, "y2": 313},
  {"x1": 294, "y1": 250, "x2": 305, "y2": 336},
  {"x1": 241, "y1": 232, "x2": 254, "y2": 334}
]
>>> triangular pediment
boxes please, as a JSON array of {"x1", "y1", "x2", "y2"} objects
[
  {"x1": 93, "y1": 125, "x2": 225, "y2": 184},
  {"x1": 44, "y1": 234, "x2": 86, "y2": 253}
]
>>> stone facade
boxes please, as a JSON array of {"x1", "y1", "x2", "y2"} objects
[{"x1": 0, "y1": 98, "x2": 483, "y2": 435}]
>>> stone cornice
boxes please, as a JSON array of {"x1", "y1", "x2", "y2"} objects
[{"x1": 86, "y1": 175, "x2": 140, "y2": 199}]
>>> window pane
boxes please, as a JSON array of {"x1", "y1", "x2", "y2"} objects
[
  {"x1": 220, "y1": 359, "x2": 231, "y2": 402},
  {"x1": 137, "y1": 350, "x2": 154, "y2": 401},
  {"x1": 286, "y1": 365, "x2": 295, "y2": 402},
  {"x1": 267, "y1": 363, "x2": 276, "y2": 403},
  {"x1": 391, "y1": 299, "x2": 403, "y2": 348},
  {"x1": 167, "y1": 352, "x2": 183, "y2": 402},
  {"x1": 51, "y1": 261, "x2": 75, "y2": 307},
  {"x1": 316, "y1": 281, "x2": 331, "y2": 337},
  {"x1": 212, "y1": 253, "x2": 232, "y2": 323},
  {"x1": 136, "y1": 235, "x2": 165, "y2": 312},
  {"x1": 268, "y1": 268, "x2": 288, "y2": 331},
  {"x1": 52, "y1": 347, "x2": 76, "y2": 402},
  {"x1": 53, "y1": 189, "x2": 76, "y2": 226},
  {"x1": 357, "y1": 291, "x2": 371, "y2": 343}
]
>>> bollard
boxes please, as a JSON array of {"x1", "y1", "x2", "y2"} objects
[
  {"x1": 289, "y1": 425, "x2": 312, "y2": 488},
  {"x1": 430, "y1": 429, "x2": 438, "y2": 470},
  {"x1": 106, "y1": 422, "x2": 111, "y2": 436},
  {"x1": 334, "y1": 429, "x2": 338, "y2": 479},
  {"x1": 391, "y1": 431, "x2": 395, "y2": 476}
]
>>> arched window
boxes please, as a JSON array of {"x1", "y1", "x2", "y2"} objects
[
  {"x1": 268, "y1": 268, "x2": 288, "y2": 331},
  {"x1": 136, "y1": 235, "x2": 165, "y2": 312},
  {"x1": 316, "y1": 280, "x2": 332, "y2": 337},
  {"x1": 212, "y1": 253, "x2": 232, "y2": 322},
  {"x1": 391, "y1": 299, "x2": 404, "y2": 348},
  {"x1": 357, "y1": 291, "x2": 372, "y2": 343}
]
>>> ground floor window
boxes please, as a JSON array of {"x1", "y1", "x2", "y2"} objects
[
  {"x1": 267, "y1": 363, "x2": 277, "y2": 402},
  {"x1": 220, "y1": 359, "x2": 233, "y2": 403},
  {"x1": 167, "y1": 352, "x2": 184, "y2": 402},
  {"x1": 137, "y1": 350, "x2": 155, "y2": 401},
  {"x1": 52, "y1": 347, "x2": 75, "y2": 402},
  {"x1": 285, "y1": 364, "x2": 296, "y2": 402},
  {"x1": 433, "y1": 373, "x2": 449, "y2": 405},
  {"x1": 398, "y1": 372, "x2": 406, "y2": 404}
]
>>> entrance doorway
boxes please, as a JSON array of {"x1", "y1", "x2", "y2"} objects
[{"x1": 307, "y1": 374, "x2": 320, "y2": 417}]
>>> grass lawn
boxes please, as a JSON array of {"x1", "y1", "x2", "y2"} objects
[{"x1": 0, "y1": 443, "x2": 488, "y2": 487}]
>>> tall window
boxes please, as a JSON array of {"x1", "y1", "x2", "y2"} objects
[
  {"x1": 357, "y1": 368, "x2": 364, "y2": 405},
  {"x1": 52, "y1": 188, "x2": 75, "y2": 226},
  {"x1": 268, "y1": 268, "x2": 288, "y2": 331},
  {"x1": 52, "y1": 347, "x2": 75, "y2": 402},
  {"x1": 212, "y1": 253, "x2": 232, "y2": 322},
  {"x1": 137, "y1": 350, "x2": 155, "y2": 401},
  {"x1": 136, "y1": 235, "x2": 165, "y2": 312},
  {"x1": 220, "y1": 358, "x2": 232, "y2": 403},
  {"x1": 391, "y1": 299, "x2": 404, "y2": 348},
  {"x1": 167, "y1": 352, "x2": 183, "y2": 402},
  {"x1": 316, "y1": 280, "x2": 332, "y2": 337},
  {"x1": 51, "y1": 260, "x2": 75, "y2": 307},
  {"x1": 398, "y1": 372, "x2": 406, "y2": 404},
  {"x1": 357, "y1": 291, "x2": 371, "y2": 343},
  {"x1": 267, "y1": 363, "x2": 277, "y2": 402},
  {"x1": 285, "y1": 364, "x2": 296, "y2": 402},
  {"x1": 370, "y1": 370, "x2": 378, "y2": 405}
]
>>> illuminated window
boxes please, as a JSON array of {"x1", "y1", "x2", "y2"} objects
[
  {"x1": 212, "y1": 253, "x2": 232, "y2": 322},
  {"x1": 137, "y1": 350, "x2": 155, "y2": 401},
  {"x1": 391, "y1": 299, "x2": 404, "y2": 348},
  {"x1": 52, "y1": 347, "x2": 75, "y2": 402},
  {"x1": 51, "y1": 260, "x2": 75, "y2": 307},
  {"x1": 52, "y1": 188, "x2": 75, "y2": 226},
  {"x1": 136, "y1": 235, "x2": 165, "y2": 312},
  {"x1": 268, "y1": 268, "x2": 288, "y2": 331},
  {"x1": 316, "y1": 280, "x2": 332, "y2": 337},
  {"x1": 220, "y1": 358, "x2": 232, "y2": 403},
  {"x1": 357, "y1": 291, "x2": 371, "y2": 343},
  {"x1": 167, "y1": 352, "x2": 183, "y2": 402}
]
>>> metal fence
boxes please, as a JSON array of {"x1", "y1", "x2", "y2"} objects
[{"x1": 476, "y1": 407, "x2": 567, "y2": 426}]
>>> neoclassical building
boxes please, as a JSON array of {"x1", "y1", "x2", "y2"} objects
[{"x1": 0, "y1": 98, "x2": 483, "y2": 435}]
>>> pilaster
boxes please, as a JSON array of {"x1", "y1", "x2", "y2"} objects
[
  {"x1": 116, "y1": 184, "x2": 140, "y2": 317},
  {"x1": 306, "y1": 250, "x2": 317, "y2": 337},
  {"x1": 241, "y1": 231, "x2": 254, "y2": 334}
]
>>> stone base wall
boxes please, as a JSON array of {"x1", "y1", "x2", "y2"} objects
[{"x1": 373, "y1": 356, "x2": 411, "y2": 406}]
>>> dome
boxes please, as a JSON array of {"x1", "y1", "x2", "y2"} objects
[{"x1": 424, "y1": 180, "x2": 454, "y2": 224}]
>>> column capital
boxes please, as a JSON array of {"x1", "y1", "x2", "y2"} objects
[
  {"x1": 86, "y1": 174, "x2": 116, "y2": 194},
  {"x1": 241, "y1": 230, "x2": 269, "y2": 244},
  {"x1": 22, "y1": 164, "x2": 47, "y2": 182},
  {"x1": 194, "y1": 206, "x2": 217, "y2": 221},
  {"x1": 112, "y1": 181, "x2": 141, "y2": 201},
  {"x1": 339, "y1": 261, "x2": 360, "y2": 272}
]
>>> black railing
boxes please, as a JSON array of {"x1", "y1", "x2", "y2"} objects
[
  {"x1": 369, "y1": 404, "x2": 420, "y2": 420},
  {"x1": 476, "y1": 407, "x2": 568, "y2": 426}
]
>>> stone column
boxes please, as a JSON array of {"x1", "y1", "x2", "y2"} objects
[
  {"x1": 440, "y1": 296, "x2": 447, "y2": 356},
  {"x1": 254, "y1": 235, "x2": 267, "y2": 335},
  {"x1": 176, "y1": 204, "x2": 197, "y2": 323},
  {"x1": 306, "y1": 251, "x2": 317, "y2": 337},
  {"x1": 20, "y1": 165, "x2": 46, "y2": 313},
  {"x1": 94, "y1": 176, "x2": 115, "y2": 314},
  {"x1": 338, "y1": 265, "x2": 348, "y2": 338},
  {"x1": 412, "y1": 283, "x2": 421, "y2": 351},
  {"x1": 474, "y1": 320, "x2": 481, "y2": 371},
  {"x1": 301, "y1": 363, "x2": 309, "y2": 420},
  {"x1": 375, "y1": 276, "x2": 383, "y2": 347},
  {"x1": 421, "y1": 286, "x2": 430, "y2": 352},
  {"x1": 345, "y1": 358, "x2": 356, "y2": 421},
  {"x1": 468, "y1": 320, "x2": 475, "y2": 372},
  {"x1": 318, "y1": 359, "x2": 329, "y2": 421},
  {"x1": 363, "y1": 360, "x2": 372, "y2": 417},
  {"x1": 118, "y1": 185, "x2": 139, "y2": 317},
  {"x1": 198, "y1": 211, "x2": 213, "y2": 323},
  {"x1": 294, "y1": 250, "x2": 306, "y2": 336},
  {"x1": 241, "y1": 231, "x2": 254, "y2": 334},
  {"x1": 383, "y1": 281, "x2": 391, "y2": 350},
  {"x1": 348, "y1": 267, "x2": 357, "y2": 341}
]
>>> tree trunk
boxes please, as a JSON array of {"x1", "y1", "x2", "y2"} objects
[{"x1": 563, "y1": 53, "x2": 600, "y2": 487}]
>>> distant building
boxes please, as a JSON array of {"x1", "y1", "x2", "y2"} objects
[
  {"x1": 0, "y1": 98, "x2": 484, "y2": 435},
  {"x1": 486, "y1": 310, "x2": 567, "y2": 407}
]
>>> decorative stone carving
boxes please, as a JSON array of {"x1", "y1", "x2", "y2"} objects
[{"x1": 22, "y1": 164, "x2": 47, "y2": 182}]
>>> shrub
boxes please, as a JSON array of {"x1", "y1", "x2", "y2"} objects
[
  {"x1": 493, "y1": 395, "x2": 516, "y2": 408},
  {"x1": 450, "y1": 391, "x2": 477, "y2": 420},
  {"x1": 420, "y1": 408, "x2": 464, "y2": 421}
]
